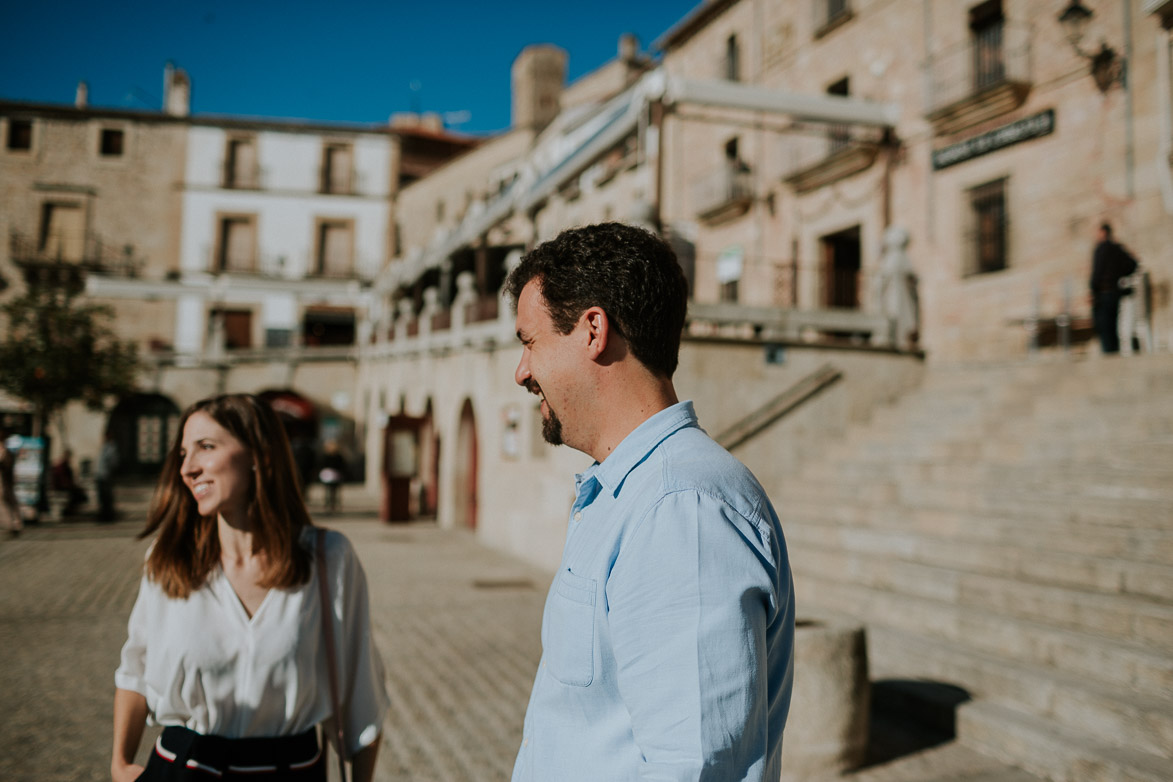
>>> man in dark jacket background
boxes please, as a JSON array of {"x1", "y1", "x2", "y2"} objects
[{"x1": 1089, "y1": 222, "x2": 1139, "y2": 354}]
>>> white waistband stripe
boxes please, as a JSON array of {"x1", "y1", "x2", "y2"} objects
[
  {"x1": 185, "y1": 758, "x2": 225, "y2": 777},
  {"x1": 154, "y1": 736, "x2": 178, "y2": 762},
  {"x1": 289, "y1": 745, "x2": 323, "y2": 770}
]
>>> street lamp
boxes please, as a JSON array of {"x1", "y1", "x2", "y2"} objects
[{"x1": 1057, "y1": 0, "x2": 1125, "y2": 92}]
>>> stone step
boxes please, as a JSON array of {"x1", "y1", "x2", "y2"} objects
[
  {"x1": 780, "y1": 478, "x2": 1173, "y2": 530},
  {"x1": 789, "y1": 550, "x2": 1173, "y2": 651},
  {"x1": 803, "y1": 460, "x2": 1173, "y2": 498},
  {"x1": 915, "y1": 355, "x2": 1173, "y2": 390},
  {"x1": 825, "y1": 430, "x2": 1173, "y2": 467},
  {"x1": 852, "y1": 417, "x2": 1172, "y2": 451},
  {"x1": 843, "y1": 430, "x2": 1169, "y2": 463},
  {"x1": 859, "y1": 626, "x2": 1173, "y2": 761},
  {"x1": 780, "y1": 498, "x2": 1173, "y2": 563},
  {"x1": 790, "y1": 570, "x2": 1173, "y2": 695},
  {"x1": 958, "y1": 700, "x2": 1173, "y2": 782},
  {"x1": 879, "y1": 366, "x2": 1169, "y2": 405},
  {"x1": 785, "y1": 520, "x2": 1173, "y2": 602}
]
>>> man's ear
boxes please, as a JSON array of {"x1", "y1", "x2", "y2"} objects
[{"x1": 581, "y1": 306, "x2": 609, "y2": 360}]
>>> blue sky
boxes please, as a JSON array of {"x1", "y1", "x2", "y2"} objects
[{"x1": 0, "y1": 0, "x2": 700, "y2": 134}]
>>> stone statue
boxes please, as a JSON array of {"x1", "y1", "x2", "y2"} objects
[{"x1": 872, "y1": 225, "x2": 919, "y2": 350}]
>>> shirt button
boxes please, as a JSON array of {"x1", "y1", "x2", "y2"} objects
[
  {"x1": 523, "y1": 738, "x2": 529, "y2": 747},
  {"x1": 573, "y1": 511, "x2": 582, "y2": 522}
]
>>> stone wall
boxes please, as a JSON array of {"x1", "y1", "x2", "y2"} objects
[{"x1": 359, "y1": 315, "x2": 923, "y2": 571}]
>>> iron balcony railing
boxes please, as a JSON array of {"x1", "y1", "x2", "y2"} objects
[
  {"x1": 8, "y1": 230, "x2": 145, "y2": 278},
  {"x1": 692, "y1": 164, "x2": 754, "y2": 219},
  {"x1": 777, "y1": 125, "x2": 884, "y2": 181},
  {"x1": 204, "y1": 248, "x2": 376, "y2": 282},
  {"x1": 925, "y1": 21, "x2": 1032, "y2": 116}
]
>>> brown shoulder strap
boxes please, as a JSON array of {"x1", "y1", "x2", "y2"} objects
[{"x1": 316, "y1": 527, "x2": 349, "y2": 782}]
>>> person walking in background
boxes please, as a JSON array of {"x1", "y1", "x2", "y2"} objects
[
  {"x1": 1089, "y1": 222, "x2": 1139, "y2": 355},
  {"x1": 505, "y1": 223, "x2": 795, "y2": 782},
  {"x1": 111, "y1": 394, "x2": 387, "y2": 781},
  {"x1": 52, "y1": 448, "x2": 87, "y2": 517},
  {"x1": 319, "y1": 441, "x2": 346, "y2": 514},
  {"x1": 0, "y1": 431, "x2": 22, "y2": 537},
  {"x1": 95, "y1": 431, "x2": 119, "y2": 522}
]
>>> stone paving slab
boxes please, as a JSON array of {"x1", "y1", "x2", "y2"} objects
[{"x1": 0, "y1": 515, "x2": 1039, "y2": 782}]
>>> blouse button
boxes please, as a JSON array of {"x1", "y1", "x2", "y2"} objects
[{"x1": 573, "y1": 511, "x2": 582, "y2": 522}]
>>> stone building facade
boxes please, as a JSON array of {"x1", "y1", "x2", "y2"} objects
[
  {"x1": 0, "y1": 84, "x2": 187, "y2": 351},
  {"x1": 350, "y1": 1, "x2": 1173, "y2": 573},
  {"x1": 0, "y1": 66, "x2": 474, "y2": 483},
  {"x1": 658, "y1": 0, "x2": 1173, "y2": 359}
]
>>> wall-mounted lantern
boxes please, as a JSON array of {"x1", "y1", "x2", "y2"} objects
[{"x1": 1057, "y1": 0, "x2": 1126, "y2": 92}]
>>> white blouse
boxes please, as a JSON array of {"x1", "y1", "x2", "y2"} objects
[{"x1": 115, "y1": 528, "x2": 388, "y2": 757}]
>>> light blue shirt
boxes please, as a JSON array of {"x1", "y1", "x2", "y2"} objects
[{"x1": 512, "y1": 401, "x2": 795, "y2": 782}]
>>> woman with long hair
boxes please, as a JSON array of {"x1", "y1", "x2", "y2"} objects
[{"x1": 111, "y1": 394, "x2": 387, "y2": 781}]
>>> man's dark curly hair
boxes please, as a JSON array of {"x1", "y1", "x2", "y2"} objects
[{"x1": 505, "y1": 222, "x2": 689, "y2": 378}]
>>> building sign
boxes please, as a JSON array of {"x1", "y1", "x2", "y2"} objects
[
  {"x1": 932, "y1": 109, "x2": 1055, "y2": 170},
  {"x1": 716, "y1": 246, "x2": 744, "y2": 283}
]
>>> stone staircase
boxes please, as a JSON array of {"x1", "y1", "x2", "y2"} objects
[{"x1": 773, "y1": 354, "x2": 1173, "y2": 782}]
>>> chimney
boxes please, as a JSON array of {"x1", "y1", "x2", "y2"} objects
[
  {"x1": 75, "y1": 81, "x2": 88, "y2": 109},
  {"x1": 163, "y1": 63, "x2": 191, "y2": 117},
  {"x1": 511, "y1": 45, "x2": 566, "y2": 132},
  {"x1": 619, "y1": 33, "x2": 639, "y2": 64}
]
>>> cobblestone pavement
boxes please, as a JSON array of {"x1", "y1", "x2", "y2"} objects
[
  {"x1": 0, "y1": 510, "x2": 1037, "y2": 782},
  {"x1": 0, "y1": 513, "x2": 546, "y2": 782}
]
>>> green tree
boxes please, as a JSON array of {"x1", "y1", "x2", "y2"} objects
[{"x1": 0, "y1": 285, "x2": 139, "y2": 438}]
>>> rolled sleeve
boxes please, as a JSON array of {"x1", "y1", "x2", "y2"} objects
[
  {"x1": 327, "y1": 533, "x2": 390, "y2": 757},
  {"x1": 114, "y1": 576, "x2": 151, "y2": 695},
  {"x1": 607, "y1": 490, "x2": 776, "y2": 781}
]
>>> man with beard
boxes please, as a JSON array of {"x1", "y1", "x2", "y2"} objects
[{"x1": 505, "y1": 222, "x2": 795, "y2": 782}]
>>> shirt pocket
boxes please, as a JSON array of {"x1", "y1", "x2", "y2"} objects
[{"x1": 544, "y1": 569, "x2": 596, "y2": 687}]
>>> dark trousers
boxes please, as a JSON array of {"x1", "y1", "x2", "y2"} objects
[
  {"x1": 96, "y1": 479, "x2": 116, "y2": 521},
  {"x1": 137, "y1": 726, "x2": 326, "y2": 781},
  {"x1": 1093, "y1": 290, "x2": 1121, "y2": 354}
]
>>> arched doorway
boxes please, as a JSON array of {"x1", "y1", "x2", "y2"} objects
[
  {"x1": 107, "y1": 393, "x2": 181, "y2": 479},
  {"x1": 453, "y1": 399, "x2": 478, "y2": 530},
  {"x1": 382, "y1": 412, "x2": 421, "y2": 522}
]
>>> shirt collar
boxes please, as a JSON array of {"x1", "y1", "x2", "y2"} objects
[{"x1": 588, "y1": 401, "x2": 697, "y2": 497}]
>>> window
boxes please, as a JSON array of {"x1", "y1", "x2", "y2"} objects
[
  {"x1": 969, "y1": 0, "x2": 1005, "y2": 92},
  {"x1": 821, "y1": 226, "x2": 862, "y2": 308},
  {"x1": 99, "y1": 128, "x2": 124, "y2": 157},
  {"x1": 826, "y1": 77, "x2": 851, "y2": 154},
  {"x1": 968, "y1": 178, "x2": 1007, "y2": 275},
  {"x1": 725, "y1": 137, "x2": 740, "y2": 164},
  {"x1": 315, "y1": 220, "x2": 354, "y2": 277},
  {"x1": 321, "y1": 143, "x2": 353, "y2": 194},
  {"x1": 827, "y1": 0, "x2": 849, "y2": 20},
  {"x1": 39, "y1": 203, "x2": 86, "y2": 262},
  {"x1": 303, "y1": 307, "x2": 356, "y2": 346},
  {"x1": 816, "y1": 0, "x2": 852, "y2": 35},
  {"x1": 216, "y1": 215, "x2": 257, "y2": 273},
  {"x1": 720, "y1": 278, "x2": 740, "y2": 302},
  {"x1": 211, "y1": 309, "x2": 253, "y2": 349},
  {"x1": 716, "y1": 246, "x2": 743, "y2": 303},
  {"x1": 725, "y1": 35, "x2": 741, "y2": 81},
  {"x1": 224, "y1": 137, "x2": 257, "y2": 188},
  {"x1": 7, "y1": 119, "x2": 32, "y2": 150}
]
